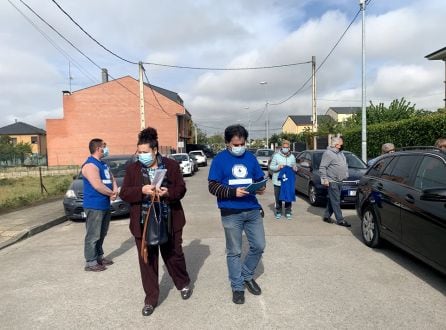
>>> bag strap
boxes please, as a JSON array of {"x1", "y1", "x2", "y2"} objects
[{"x1": 140, "y1": 191, "x2": 160, "y2": 263}]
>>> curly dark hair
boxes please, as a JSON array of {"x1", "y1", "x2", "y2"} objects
[{"x1": 138, "y1": 127, "x2": 159, "y2": 150}]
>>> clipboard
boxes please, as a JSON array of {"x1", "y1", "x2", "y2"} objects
[{"x1": 244, "y1": 178, "x2": 268, "y2": 194}]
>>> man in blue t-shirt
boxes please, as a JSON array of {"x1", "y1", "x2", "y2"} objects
[
  {"x1": 82, "y1": 138, "x2": 118, "y2": 272},
  {"x1": 208, "y1": 124, "x2": 266, "y2": 305}
]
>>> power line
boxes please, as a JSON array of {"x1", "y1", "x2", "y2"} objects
[
  {"x1": 8, "y1": 0, "x2": 98, "y2": 85},
  {"x1": 269, "y1": 8, "x2": 361, "y2": 106},
  {"x1": 142, "y1": 66, "x2": 174, "y2": 118},
  {"x1": 51, "y1": 0, "x2": 312, "y2": 71},
  {"x1": 144, "y1": 61, "x2": 312, "y2": 71},
  {"x1": 50, "y1": 0, "x2": 138, "y2": 65},
  {"x1": 15, "y1": 0, "x2": 165, "y2": 112}
]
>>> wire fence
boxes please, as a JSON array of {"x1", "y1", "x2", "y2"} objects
[{"x1": 0, "y1": 165, "x2": 80, "y2": 179}]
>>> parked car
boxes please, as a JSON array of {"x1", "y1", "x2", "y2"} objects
[
  {"x1": 294, "y1": 150, "x2": 367, "y2": 206},
  {"x1": 63, "y1": 154, "x2": 134, "y2": 220},
  {"x1": 188, "y1": 153, "x2": 199, "y2": 172},
  {"x1": 189, "y1": 150, "x2": 207, "y2": 166},
  {"x1": 169, "y1": 153, "x2": 194, "y2": 176},
  {"x1": 355, "y1": 148, "x2": 446, "y2": 274},
  {"x1": 255, "y1": 149, "x2": 274, "y2": 169}
]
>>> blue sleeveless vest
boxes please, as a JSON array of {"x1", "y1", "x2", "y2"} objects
[{"x1": 82, "y1": 156, "x2": 112, "y2": 210}]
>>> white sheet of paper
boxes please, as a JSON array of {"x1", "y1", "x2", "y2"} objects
[{"x1": 152, "y1": 169, "x2": 167, "y2": 188}]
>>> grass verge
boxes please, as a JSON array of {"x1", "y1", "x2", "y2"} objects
[{"x1": 0, "y1": 175, "x2": 72, "y2": 213}]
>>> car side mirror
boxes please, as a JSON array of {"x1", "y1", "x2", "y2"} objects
[{"x1": 420, "y1": 188, "x2": 446, "y2": 202}]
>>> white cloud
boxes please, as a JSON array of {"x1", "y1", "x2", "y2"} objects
[{"x1": 0, "y1": 0, "x2": 444, "y2": 138}]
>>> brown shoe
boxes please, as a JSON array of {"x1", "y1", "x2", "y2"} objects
[
  {"x1": 84, "y1": 264, "x2": 107, "y2": 272},
  {"x1": 98, "y1": 258, "x2": 114, "y2": 266}
]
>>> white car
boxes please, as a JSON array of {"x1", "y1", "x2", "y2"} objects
[
  {"x1": 188, "y1": 150, "x2": 207, "y2": 166},
  {"x1": 169, "y1": 153, "x2": 194, "y2": 176}
]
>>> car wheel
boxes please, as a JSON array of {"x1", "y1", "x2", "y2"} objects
[
  {"x1": 361, "y1": 206, "x2": 381, "y2": 248},
  {"x1": 308, "y1": 183, "x2": 319, "y2": 206}
]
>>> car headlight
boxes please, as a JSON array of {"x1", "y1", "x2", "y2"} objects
[{"x1": 65, "y1": 189, "x2": 77, "y2": 198}]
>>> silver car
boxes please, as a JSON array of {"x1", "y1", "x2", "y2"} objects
[{"x1": 255, "y1": 149, "x2": 274, "y2": 169}]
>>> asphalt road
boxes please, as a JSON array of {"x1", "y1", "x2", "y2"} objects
[{"x1": 0, "y1": 163, "x2": 445, "y2": 329}]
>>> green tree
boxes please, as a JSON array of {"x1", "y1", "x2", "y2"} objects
[
  {"x1": 342, "y1": 98, "x2": 425, "y2": 130},
  {"x1": 14, "y1": 142, "x2": 32, "y2": 164}
]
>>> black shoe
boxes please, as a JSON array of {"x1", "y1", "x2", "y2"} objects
[
  {"x1": 142, "y1": 304, "x2": 154, "y2": 316},
  {"x1": 180, "y1": 286, "x2": 193, "y2": 300},
  {"x1": 244, "y1": 279, "x2": 262, "y2": 295},
  {"x1": 232, "y1": 291, "x2": 245, "y2": 304},
  {"x1": 337, "y1": 220, "x2": 351, "y2": 227},
  {"x1": 323, "y1": 217, "x2": 332, "y2": 224}
]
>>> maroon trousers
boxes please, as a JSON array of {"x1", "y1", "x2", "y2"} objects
[{"x1": 135, "y1": 228, "x2": 190, "y2": 306}]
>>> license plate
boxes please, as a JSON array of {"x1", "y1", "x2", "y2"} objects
[
  {"x1": 81, "y1": 212, "x2": 86, "y2": 218},
  {"x1": 348, "y1": 190, "x2": 357, "y2": 196}
]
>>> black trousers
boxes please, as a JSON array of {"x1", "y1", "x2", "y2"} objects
[{"x1": 274, "y1": 185, "x2": 291, "y2": 214}]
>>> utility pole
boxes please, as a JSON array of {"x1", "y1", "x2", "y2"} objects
[
  {"x1": 360, "y1": 0, "x2": 367, "y2": 162},
  {"x1": 259, "y1": 81, "x2": 269, "y2": 148},
  {"x1": 139, "y1": 61, "x2": 146, "y2": 130},
  {"x1": 312, "y1": 56, "x2": 317, "y2": 150},
  {"x1": 194, "y1": 124, "x2": 198, "y2": 144}
]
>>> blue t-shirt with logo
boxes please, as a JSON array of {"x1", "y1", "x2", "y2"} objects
[
  {"x1": 278, "y1": 166, "x2": 296, "y2": 202},
  {"x1": 208, "y1": 149, "x2": 264, "y2": 210}
]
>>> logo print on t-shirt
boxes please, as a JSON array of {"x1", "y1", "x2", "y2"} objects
[{"x1": 232, "y1": 164, "x2": 248, "y2": 178}]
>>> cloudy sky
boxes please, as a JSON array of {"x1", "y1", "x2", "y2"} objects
[{"x1": 0, "y1": 0, "x2": 444, "y2": 138}]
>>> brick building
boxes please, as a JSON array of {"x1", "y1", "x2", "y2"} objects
[{"x1": 46, "y1": 76, "x2": 192, "y2": 166}]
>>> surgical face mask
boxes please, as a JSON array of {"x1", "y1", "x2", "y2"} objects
[
  {"x1": 138, "y1": 152, "x2": 154, "y2": 166},
  {"x1": 229, "y1": 145, "x2": 246, "y2": 157},
  {"x1": 281, "y1": 147, "x2": 289, "y2": 154},
  {"x1": 102, "y1": 147, "x2": 109, "y2": 157}
]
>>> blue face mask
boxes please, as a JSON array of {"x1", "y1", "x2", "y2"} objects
[
  {"x1": 102, "y1": 147, "x2": 109, "y2": 157},
  {"x1": 229, "y1": 146, "x2": 246, "y2": 157},
  {"x1": 281, "y1": 147, "x2": 289, "y2": 154},
  {"x1": 138, "y1": 153, "x2": 154, "y2": 166}
]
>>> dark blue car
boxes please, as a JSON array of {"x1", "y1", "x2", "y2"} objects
[{"x1": 294, "y1": 150, "x2": 367, "y2": 206}]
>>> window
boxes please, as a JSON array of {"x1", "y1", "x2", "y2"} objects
[
  {"x1": 414, "y1": 156, "x2": 446, "y2": 190},
  {"x1": 31, "y1": 136, "x2": 38, "y2": 144},
  {"x1": 384, "y1": 155, "x2": 419, "y2": 185},
  {"x1": 10, "y1": 137, "x2": 17, "y2": 145},
  {"x1": 368, "y1": 156, "x2": 393, "y2": 177}
]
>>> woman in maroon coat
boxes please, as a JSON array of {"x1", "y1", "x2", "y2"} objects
[{"x1": 120, "y1": 127, "x2": 191, "y2": 316}]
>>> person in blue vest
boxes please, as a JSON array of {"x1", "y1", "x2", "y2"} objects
[
  {"x1": 208, "y1": 124, "x2": 266, "y2": 305},
  {"x1": 82, "y1": 138, "x2": 118, "y2": 272},
  {"x1": 269, "y1": 140, "x2": 297, "y2": 220}
]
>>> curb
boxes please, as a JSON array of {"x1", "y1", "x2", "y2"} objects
[{"x1": 0, "y1": 216, "x2": 67, "y2": 251}]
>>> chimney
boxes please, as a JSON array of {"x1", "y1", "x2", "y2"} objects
[{"x1": 101, "y1": 68, "x2": 109, "y2": 83}]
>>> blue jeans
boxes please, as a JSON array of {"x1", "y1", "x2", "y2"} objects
[
  {"x1": 324, "y1": 182, "x2": 344, "y2": 222},
  {"x1": 84, "y1": 209, "x2": 111, "y2": 266},
  {"x1": 221, "y1": 209, "x2": 266, "y2": 291}
]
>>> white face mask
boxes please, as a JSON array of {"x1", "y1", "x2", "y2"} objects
[{"x1": 229, "y1": 145, "x2": 246, "y2": 157}]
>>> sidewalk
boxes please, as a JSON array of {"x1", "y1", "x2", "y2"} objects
[{"x1": 0, "y1": 199, "x2": 66, "y2": 250}]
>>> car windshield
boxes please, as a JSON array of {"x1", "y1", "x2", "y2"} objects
[
  {"x1": 190, "y1": 151, "x2": 202, "y2": 156},
  {"x1": 256, "y1": 149, "x2": 274, "y2": 157},
  {"x1": 345, "y1": 153, "x2": 367, "y2": 169},
  {"x1": 172, "y1": 154, "x2": 188, "y2": 162},
  {"x1": 311, "y1": 152, "x2": 366, "y2": 169}
]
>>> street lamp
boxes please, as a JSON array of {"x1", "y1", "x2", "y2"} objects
[
  {"x1": 244, "y1": 106, "x2": 251, "y2": 145},
  {"x1": 259, "y1": 81, "x2": 269, "y2": 149}
]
